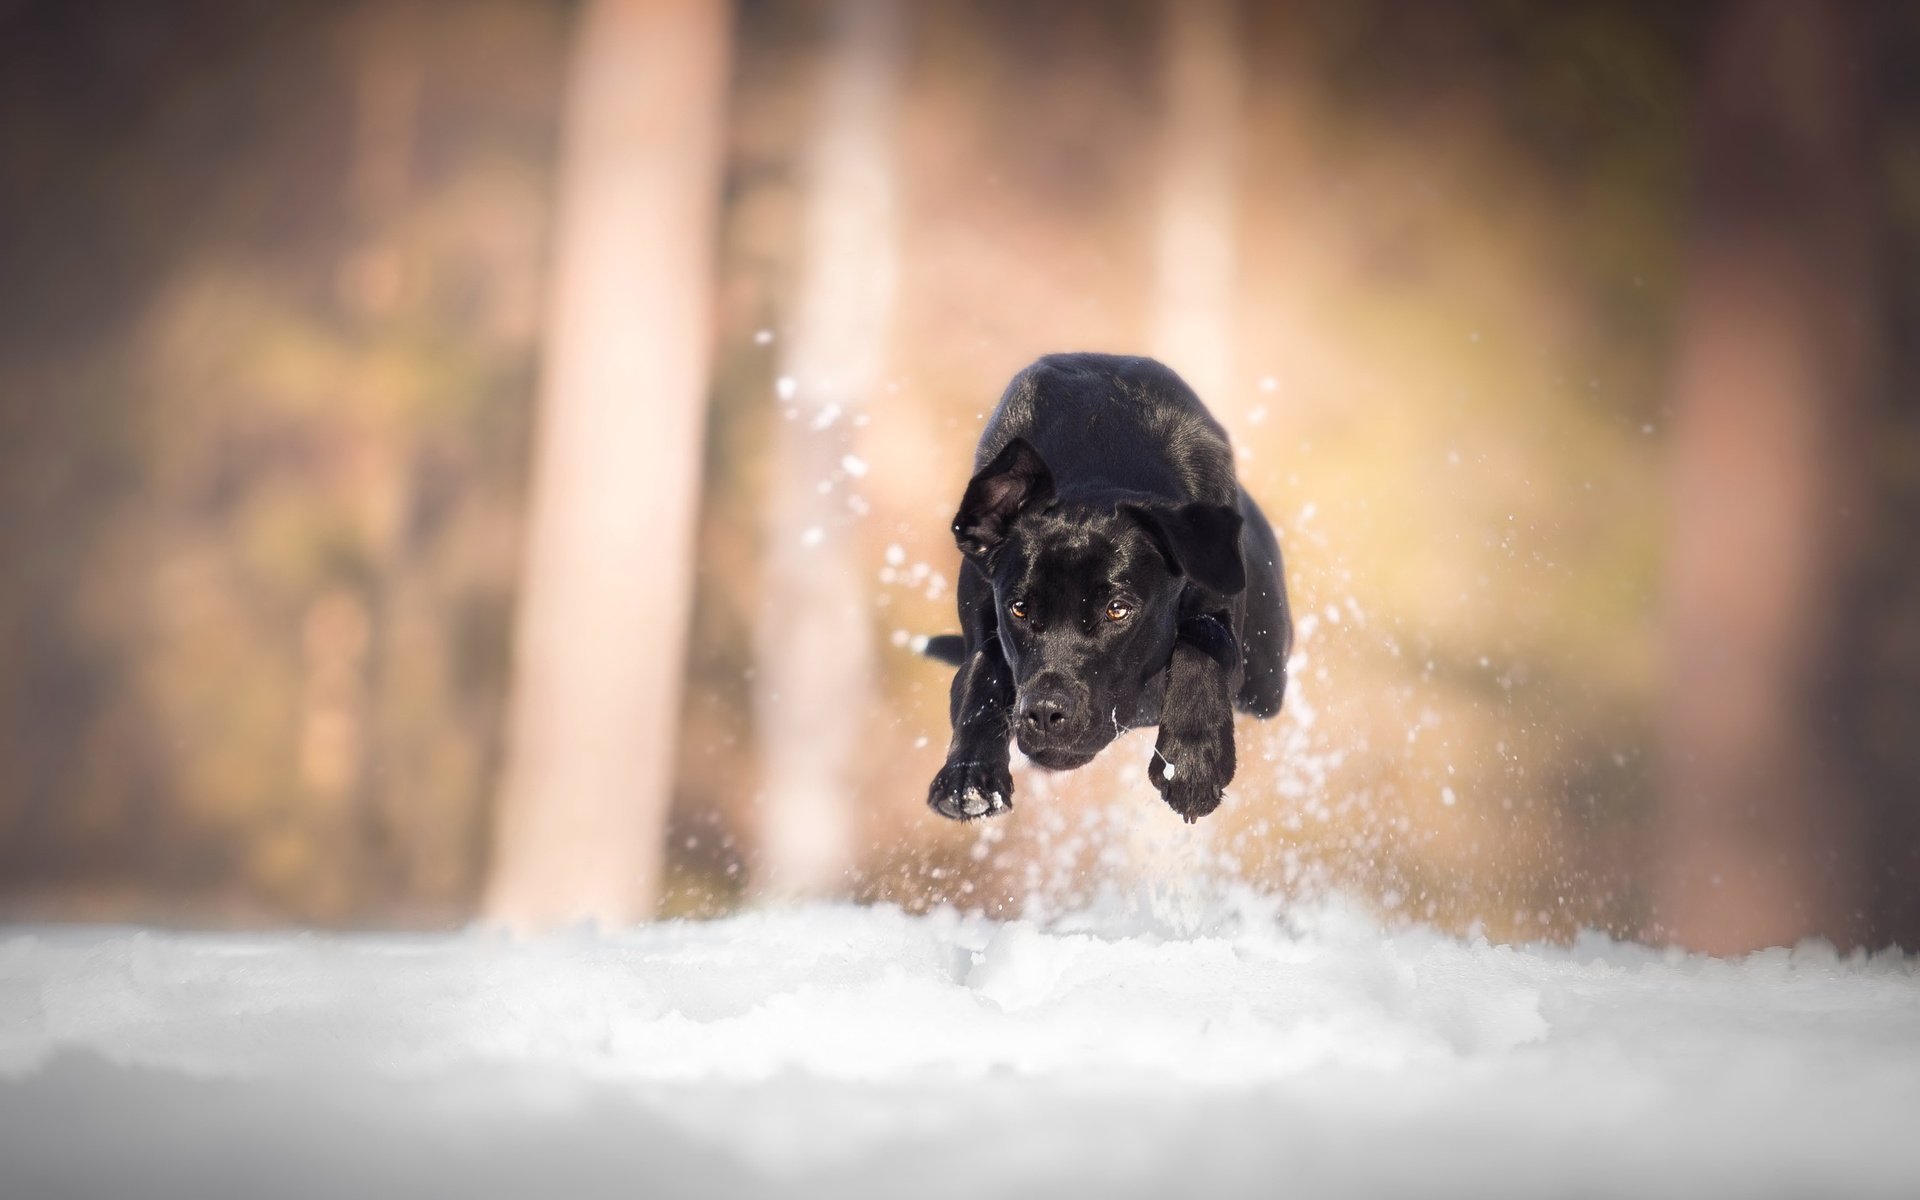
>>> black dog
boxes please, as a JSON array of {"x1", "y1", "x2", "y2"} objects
[{"x1": 924, "y1": 353, "x2": 1292, "y2": 823}]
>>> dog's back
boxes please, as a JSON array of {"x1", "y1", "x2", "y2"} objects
[{"x1": 974, "y1": 353, "x2": 1239, "y2": 511}]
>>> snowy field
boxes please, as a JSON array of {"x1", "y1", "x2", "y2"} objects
[{"x1": 3, "y1": 892, "x2": 1918, "y2": 1200}]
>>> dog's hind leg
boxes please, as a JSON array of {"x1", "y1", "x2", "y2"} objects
[
  {"x1": 920, "y1": 634, "x2": 966, "y2": 666},
  {"x1": 1234, "y1": 493, "x2": 1291, "y2": 719}
]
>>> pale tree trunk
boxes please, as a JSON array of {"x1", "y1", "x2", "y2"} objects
[
  {"x1": 1152, "y1": 0, "x2": 1243, "y2": 411},
  {"x1": 752, "y1": 0, "x2": 901, "y2": 899},
  {"x1": 1655, "y1": 0, "x2": 1877, "y2": 953},
  {"x1": 484, "y1": 0, "x2": 732, "y2": 928}
]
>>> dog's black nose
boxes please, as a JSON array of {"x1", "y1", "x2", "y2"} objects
[{"x1": 1018, "y1": 688, "x2": 1076, "y2": 735}]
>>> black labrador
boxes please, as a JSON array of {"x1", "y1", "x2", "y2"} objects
[{"x1": 924, "y1": 353, "x2": 1292, "y2": 823}]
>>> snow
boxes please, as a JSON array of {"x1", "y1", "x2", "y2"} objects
[{"x1": 3, "y1": 894, "x2": 1918, "y2": 1199}]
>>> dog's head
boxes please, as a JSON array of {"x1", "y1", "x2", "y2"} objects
[{"x1": 952, "y1": 438, "x2": 1245, "y2": 770}]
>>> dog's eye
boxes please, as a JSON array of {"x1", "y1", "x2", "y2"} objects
[
  {"x1": 1106, "y1": 600, "x2": 1132, "y2": 622},
  {"x1": 1007, "y1": 600, "x2": 1028, "y2": 621}
]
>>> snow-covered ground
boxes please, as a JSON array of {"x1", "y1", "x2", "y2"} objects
[{"x1": 3, "y1": 891, "x2": 1917, "y2": 1199}]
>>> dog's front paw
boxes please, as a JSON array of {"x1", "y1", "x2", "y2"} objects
[
  {"x1": 1149, "y1": 727, "x2": 1234, "y2": 823},
  {"x1": 928, "y1": 757, "x2": 1014, "y2": 821}
]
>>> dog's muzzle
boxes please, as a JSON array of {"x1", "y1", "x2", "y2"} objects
[{"x1": 1013, "y1": 678, "x2": 1101, "y2": 769}]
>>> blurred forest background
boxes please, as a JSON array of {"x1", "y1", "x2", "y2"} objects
[{"x1": 3, "y1": 0, "x2": 1918, "y2": 952}]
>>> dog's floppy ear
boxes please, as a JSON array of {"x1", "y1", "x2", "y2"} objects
[
  {"x1": 953, "y1": 438, "x2": 1054, "y2": 563},
  {"x1": 1122, "y1": 501, "x2": 1247, "y2": 596}
]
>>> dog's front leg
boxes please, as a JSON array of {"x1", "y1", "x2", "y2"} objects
[
  {"x1": 927, "y1": 641, "x2": 1016, "y2": 820},
  {"x1": 1150, "y1": 614, "x2": 1239, "y2": 823}
]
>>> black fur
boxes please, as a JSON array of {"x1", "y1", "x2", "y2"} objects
[
  {"x1": 925, "y1": 353, "x2": 1292, "y2": 824},
  {"x1": 922, "y1": 634, "x2": 966, "y2": 666}
]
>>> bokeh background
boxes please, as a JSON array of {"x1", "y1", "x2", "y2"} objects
[{"x1": 3, "y1": 0, "x2": 1916, "y2": 952}]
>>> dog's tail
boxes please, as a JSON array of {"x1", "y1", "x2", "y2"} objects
[{"x1": 921, "y1": 634, "x2": 966, "y2": 666}]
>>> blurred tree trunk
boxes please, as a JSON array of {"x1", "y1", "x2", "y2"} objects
[
  {"x1": 1654, "y1": 0, "x2": 1878, "y2": 953},
  {"x1": 1152, "y1": 0, "x2": 1242, "y2": 411},
  {"x1": 483, "y1": 0, "x2": 732, "y2": 928},
  {"x1": 750, "y1": 0, "x2": 901, "y2": 900}
]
